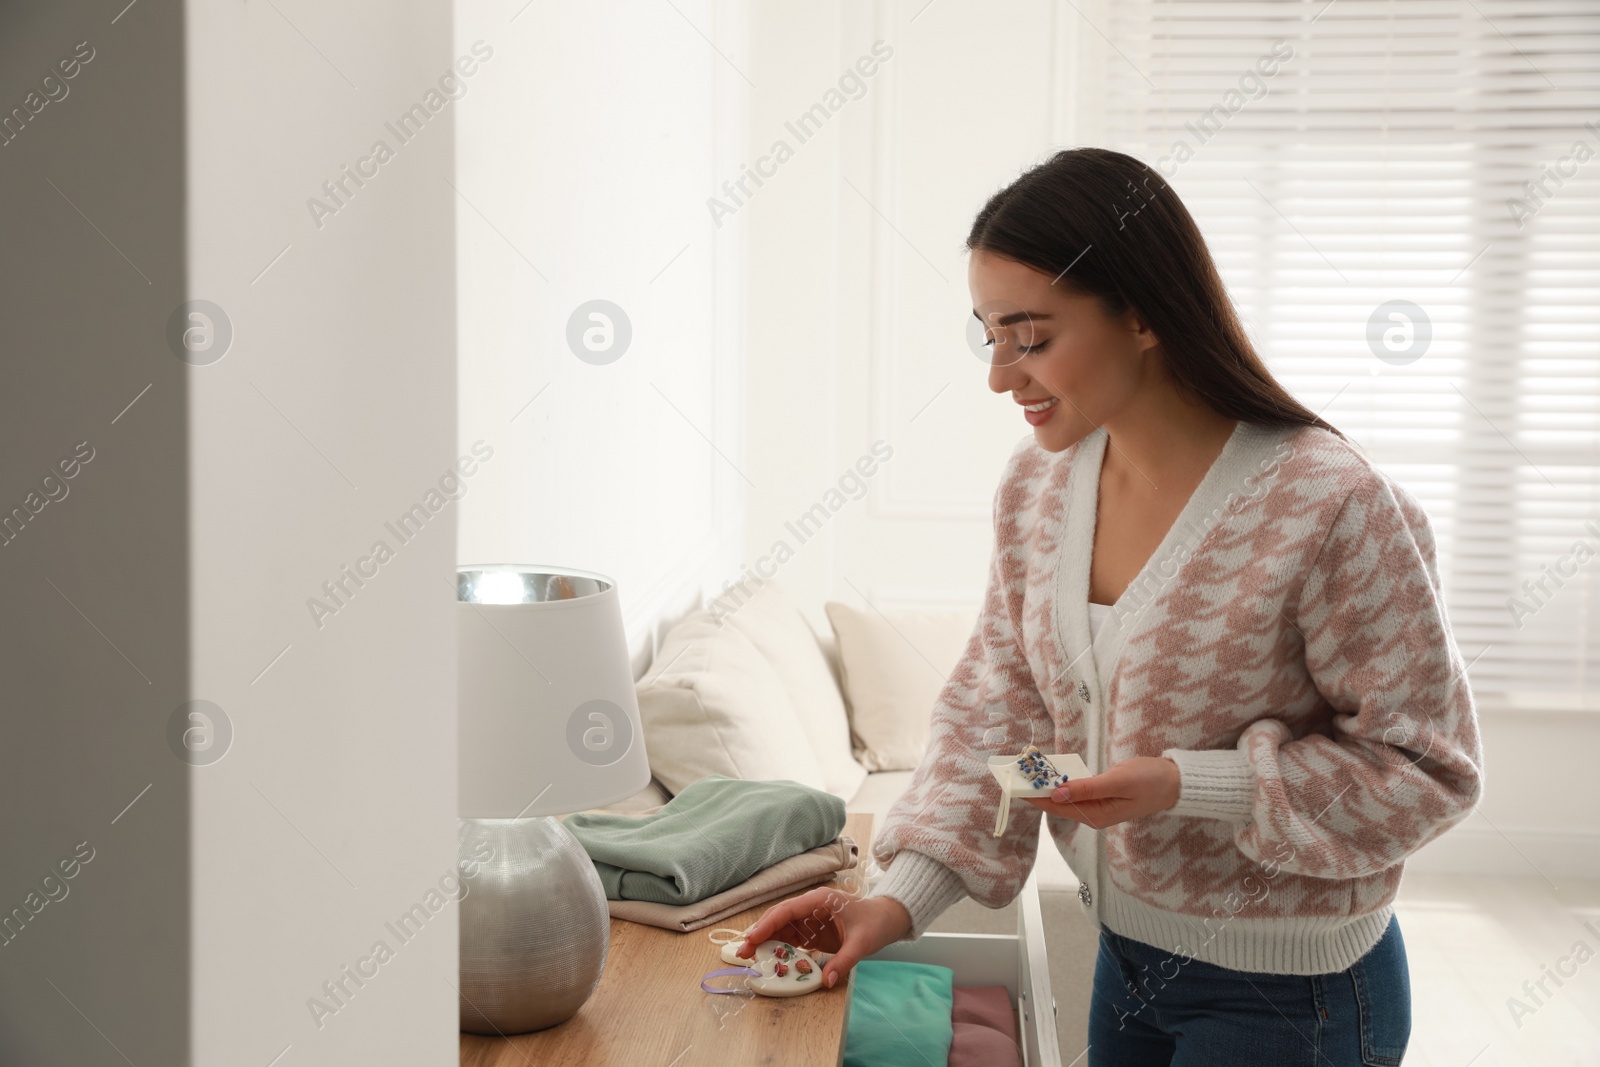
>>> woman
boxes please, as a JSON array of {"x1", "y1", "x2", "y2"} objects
[{"x1": 739, "y1": 147, "x2": 1483, "y2": 1065}]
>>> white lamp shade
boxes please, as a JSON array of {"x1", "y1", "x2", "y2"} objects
[{"x1": 457, "y1": 564, "x2": 651, "y2": 818}]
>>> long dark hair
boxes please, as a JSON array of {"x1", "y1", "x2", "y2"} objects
[{"x1": 968, "y1": 147, "x2": 1343, "y2": 438}]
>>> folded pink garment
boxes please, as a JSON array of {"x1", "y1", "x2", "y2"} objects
[
  {"x1": 606, "y1": 835, "x2": 858, "y2": 933},
  {"x1": 949, "y1": 985, "x2": 1020, "y2": 1067}
]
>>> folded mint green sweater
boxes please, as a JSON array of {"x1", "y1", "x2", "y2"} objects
[
  {"x1": 563, "y1": 775, "x2": 846, "y2": 906},
  {"x1": 845, "y1": 960, "x2": 955, "y2": 1067}
]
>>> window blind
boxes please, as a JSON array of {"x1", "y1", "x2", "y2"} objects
[{"x1": 1096, "y1": 0, "x2": 1600, "y2": 712}]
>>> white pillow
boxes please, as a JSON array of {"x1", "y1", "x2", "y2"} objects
[
  {"x1": 823, "y1": 601, "x2": 979, "y2": 772},
  {"x1": 635, "y1": 609, "x2": 828, "y2": 796},
  {"x1": 713, "y1": 581, "x2": 867, "y2": 800}
]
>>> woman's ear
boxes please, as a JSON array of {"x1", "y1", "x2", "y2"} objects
[{"x1": 1123, "y1": 305, "x2": 1161, "y2": 353}]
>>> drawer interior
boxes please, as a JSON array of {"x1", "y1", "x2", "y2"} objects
[{"x1": 864, "y1": 869, "x2": 1063, "y2": 1067}]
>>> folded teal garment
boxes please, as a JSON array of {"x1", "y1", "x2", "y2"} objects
[
  {"x1": 562, "y1": 775, "x2": 846, "y2": 906},
  {"x1": 844, "y1": 960, "x2": 955, "y2": 1067}
]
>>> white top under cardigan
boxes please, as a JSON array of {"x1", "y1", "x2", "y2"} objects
[{"x1": 1088, "y1": 600, "x2": 1111, "y2": 639}]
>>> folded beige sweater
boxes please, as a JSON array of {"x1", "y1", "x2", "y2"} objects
[{"x1": 608, "y1": 835, "x2": 858, "y2": 933}]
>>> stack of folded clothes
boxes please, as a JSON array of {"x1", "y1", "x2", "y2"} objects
[
  {"x1": 844, "y1": 960, "x2": 1022, "y2": 1067},
  {"x1": 562, "y1": 774, "x2": 854, "y2": 933},
  {"x1": 948, "y1": 986, "x2": 1023, "y2": 1067}
]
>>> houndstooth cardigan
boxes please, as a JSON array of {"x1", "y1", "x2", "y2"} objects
[{"x1": 866, "y1": 419, "x2": 1484, "y2": 976}]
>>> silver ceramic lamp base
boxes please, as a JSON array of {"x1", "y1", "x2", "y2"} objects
[{"x1": 457, "y1": 817, "x2": 610, "y2": 1034}]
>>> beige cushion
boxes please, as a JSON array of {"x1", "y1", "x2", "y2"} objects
[
  {"x1": 635, "y1": 609, "x2": 828, "y2": 796},
  {"x1": 595, "y1": 778, "x2": 674, "y2": 812},
  {"x1": 824, "y1": 602, "x2": 979, "y2": 772},
  {"x1": 713, "y1": 581, "x2": 868, "y2": 800}
]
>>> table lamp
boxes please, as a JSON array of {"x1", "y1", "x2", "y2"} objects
[{"x1": 455, "y1": 564, "x2": 652, "y2": 1034}]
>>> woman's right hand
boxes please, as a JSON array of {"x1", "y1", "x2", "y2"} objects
[{"x1": 733, "y1": 886, "x2": 913, "y2": 989}]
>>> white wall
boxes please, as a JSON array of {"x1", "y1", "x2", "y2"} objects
[
  {"x1": 187, "y1": 2, "x2": 459, "y2": 1061},
  {"x1": 454, "y1": 0, "x2": 748, "y2": 677},
  {"x1": 742, "y1": 1, "x2": 1085, "y2": 627},
  {"x1": 0, "y1": 1, "x2": 461, "y2": 1063}
]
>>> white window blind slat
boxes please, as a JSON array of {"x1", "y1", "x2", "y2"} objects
[{"x1": 1098, "y1": 0, "x2": 1600, "y2": 712}]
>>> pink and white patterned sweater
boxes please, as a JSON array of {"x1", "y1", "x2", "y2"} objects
[{"x1": 866, "y1": 419, "x2": 1485, "y2": 975}]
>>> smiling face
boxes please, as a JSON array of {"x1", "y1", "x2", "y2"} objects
[{"x1": 969, "y1": 248, "x2": 1164, "y2": 453}]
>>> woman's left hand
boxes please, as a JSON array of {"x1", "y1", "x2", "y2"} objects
[{"x1": 1024, "y1": 756, "x2": 1181, "y2": 829}]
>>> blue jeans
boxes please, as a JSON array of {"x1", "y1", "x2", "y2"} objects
[{"x1": 1087, "y1": 916, "x2": 1410, "y2": 1066}]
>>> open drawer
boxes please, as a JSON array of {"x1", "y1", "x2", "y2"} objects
[{"x1": 865, "y1": 866, "x2": 1062, "y2": 1067}]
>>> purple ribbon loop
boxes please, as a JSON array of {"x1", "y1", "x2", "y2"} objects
[{"x1": 701, "y1": 966, "x2": 760, "y2": 994}]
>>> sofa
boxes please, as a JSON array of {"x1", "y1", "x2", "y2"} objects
[{"x1": 604, "y1": 578, "x2": 1078, "y2": 893}]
